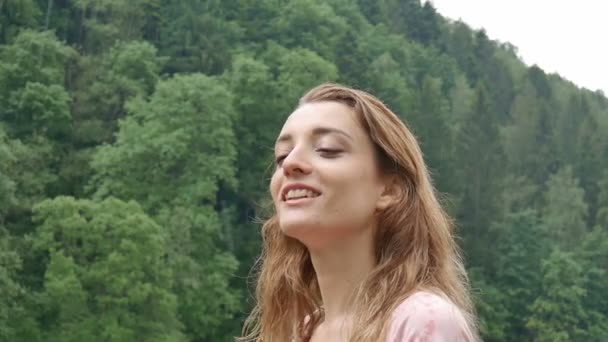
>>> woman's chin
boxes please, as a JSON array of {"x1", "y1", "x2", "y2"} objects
[
  {"x1": 279, "y1": 217, "x2": 326, "y2": 241},
  {"x1": 279, "y1": 220, "x2": 317, "y2": 237},
  {"x1": 279, "y1": 219, "x2": 350, "y2": 251}
]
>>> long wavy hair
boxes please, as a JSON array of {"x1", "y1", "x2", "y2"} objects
[{"x1": 240, "y1": 83, "x2": 477, "y2": 341}]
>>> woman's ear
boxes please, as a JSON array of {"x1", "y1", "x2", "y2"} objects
[{"x1": 376, "y1": 175, "x2": 401, "y2": 211}]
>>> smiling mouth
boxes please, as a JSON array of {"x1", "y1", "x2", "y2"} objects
[{"x1": 283, "y1": 189, "x2": 321, "y2": 201}]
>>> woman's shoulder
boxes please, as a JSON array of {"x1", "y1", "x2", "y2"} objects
[{"x1": 386, "y1": 291, "x2": 476, "y2": 341}]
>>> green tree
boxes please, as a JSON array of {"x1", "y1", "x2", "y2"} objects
[
  {"x1": 272, "y1": 45, "x2": 339, "y2": 106},
  {"x1": 489, "y1": 210, "x2": 548, "y2": 338},
  {"x1": 0, "y1": 126, "x2": 15, "y2": 216},
  {"x1": 64, "y1": 40, "x2": 165, "y2": 197},
  {"x1": 357, "y1": 0, "x2": 388, "y2": 25},
  {"x1": 499, "y1": 175, "x2": 538, "y2": 218},
  {"x1": 411, "y1": 1, "x2": 441, "y2": 46},
  {"x1": 382, "y1": 0, "x2": 441, "y2": 46},
  {"x1": 73, "y1": 40, "x2": 164, "y2": 143},
  {"x1": 0, "y1": 29, "x2": 75, "y2": 213},
  {"x1": 596, "y1": 171, "x2": 608, "y2": 226},
  {"x1": 31, "y1": 196, "x2": 184, "y2": 341},
  {"x1": 528, "y1": 65, "x2": 552, "y2": 99},
  {"x1": 541, "y1": 166, "x2": 588, "y2": 248},
  {"x1": 454, "y1": 82, "x2": 504, "y2": 264},
  {"x1": 226, "y1": 54, "x2": 283, "y2": 207},
  {"x1": 468, "y1": 268, "x2": 510, "y2": 342},
  {"x1": 575, "y1": 104, "x2": 608, "y2": 223},
  {"x1": 72, "y1": 0, "x2": 159, "y2": 53},
  {"x1": 447, "y1": 74, "x2": 474, "y2": 134},
  {"x1": 0, "y1": 0, "x2": 41, "y2": 43},
  {"x1": 1, "y1": 136, "x2": 58, "y2": 236},
  {"x1": 0, "y1": 227, "x2": 32, "y2": 341},
  {"x1": 445, "y1": 21, "x2": 475, "y2": 80},
  {"x1": 159, "y1": 0, "x2": 242, "y2": 74},
  {"x1": 501, "y1": 81, "x2": 552, "y2": 184},
  {"x1": 408, "y1": 42, "x2": 458, "y2": 92},
  {"x1": 0, "y1": 30, "x2": 73, "y2": 87},
  {"x1": 272, "y1": 0, "x2": 349, "y2": 61},
  {"x1": 406, "y1": 75, "x2": 452, "y2": 192},
  {"x1": 41, "y1": 252, "x2": 95, "y2": 342},
  {"x1": 576, "y1": 227, "x2": 608, "y2": 340},
  {"x1": 225, "y1": 55, "x2": 281, "y2": 305},
  {"x1": 366, "y1": 52, "x2": 411, "y2": 115},
  {"x1": 471, "y1": 30, "x2": 515, "y2": 120},
  {"x1": 4, "y1": 82, "x2": 71, "y2": 138},
  {"x1": 554, "y1": 93, "x2": 586, "y2": 167},
  {"x1": 223, "y1": 0, "x2": 279, "y2": 45},
  {"x1": 0, "y1": 30, "x2": 75, "y2": 139},
  {"x1": 91, "y1": 74, "x2": 241, "y2": 340},
  {"x1": 526, "y1": 250, "x2": 589, "y2": 341},
  {"x1": 335, "y1": 23, "x2": 412, "y2": 89},
  {"x1": 91, "y1": 73, "x2": 237, "y2": 211}
]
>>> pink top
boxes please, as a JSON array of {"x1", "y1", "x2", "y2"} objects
[{"x1": 386, "y1": 291, "x2": 476, "y2": 342}]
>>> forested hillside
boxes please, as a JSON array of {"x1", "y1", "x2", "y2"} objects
[{"x1": 1, "y1": 1, "x2": 607, "y2": 341}]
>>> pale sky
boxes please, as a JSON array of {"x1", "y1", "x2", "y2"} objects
[{"x1": 427, "y1": 0, "x2": 608, "y2": 94}]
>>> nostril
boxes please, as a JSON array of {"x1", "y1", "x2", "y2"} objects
[{"x1": 283, "y1": 165, "x2": 304, "y2": 176}]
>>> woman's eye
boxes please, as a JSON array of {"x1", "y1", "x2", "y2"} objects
[
  {"x1": 275, "y1": 154, "x2": 287, "y2": 165},
  {"x1": 317, "y1": 148, "x2": 342, "y2": 157}
]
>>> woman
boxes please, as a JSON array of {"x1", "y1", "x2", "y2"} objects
[{"x1": 240, "y1": 83, "x2": 478, "y2": 341}]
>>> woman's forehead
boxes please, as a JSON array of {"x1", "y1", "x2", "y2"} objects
[{"x1": 280, "y1": 101, "x2": 363, "y2": 138}]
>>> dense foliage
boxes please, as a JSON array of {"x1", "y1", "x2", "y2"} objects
[{"x1": 1, "y1": 1, "x2": 607, "y2": 341}]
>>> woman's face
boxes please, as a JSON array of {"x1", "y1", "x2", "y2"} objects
[{"x1": 270, "y1": 101, "x2": 391, "y2": 249}]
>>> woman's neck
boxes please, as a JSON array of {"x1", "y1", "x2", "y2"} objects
[{"x1": 308, "y1": 228, "x2": 376, "y2": 325}]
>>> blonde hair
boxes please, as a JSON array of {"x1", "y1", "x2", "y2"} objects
[{"x1": 240, "y1": 83, "x2": 477, "y2": 341}]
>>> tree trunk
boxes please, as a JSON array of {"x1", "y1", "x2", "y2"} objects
[{"x1": 44, "y1": 0, "x2": 54, "y2": 29}]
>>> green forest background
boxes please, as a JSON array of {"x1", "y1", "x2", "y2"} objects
[{"x1": 1, "y1": 0, "x2": 607, "y2": 341}]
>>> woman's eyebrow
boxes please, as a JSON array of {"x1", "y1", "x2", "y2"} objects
[{"x1": 275, "y1": 126, "x2": 353, "y2": 144}]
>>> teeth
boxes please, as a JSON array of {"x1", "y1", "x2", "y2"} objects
[{"x1": 285, "y1": 189, "x2": 319, "y2": 200}]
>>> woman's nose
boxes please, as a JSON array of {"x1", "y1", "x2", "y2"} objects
[{"x1": 281, "y1": 148, "x2": 312, "y2": 176}]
